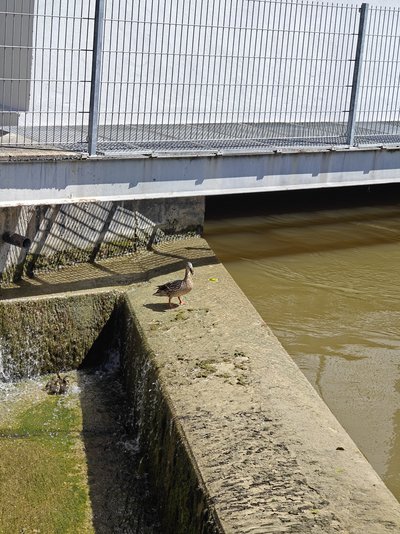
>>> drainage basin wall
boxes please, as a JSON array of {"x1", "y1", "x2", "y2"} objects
[
  {"x1": 0, "y1": 291, "x2": 120, "y2": 379},
  {"x1": 0, "y1": 289, "x2": 218, "y2": 533},
  {"x1": 119, "y1": 296, "x2": 222, "y2": 534}
]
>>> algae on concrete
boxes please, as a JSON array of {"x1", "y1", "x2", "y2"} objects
[
  {"x1": 0, "y1": 292, "x2": 120, "y2": 379},
  {"x1": 119, "y1": 298, "x2": 222, "y2": 534},
  {"x1": 4, "y1": 236, "x2": 400, "y2": 533},
  {"x1": 0, "y1": 197, "x2": 205, "y2": 286}
]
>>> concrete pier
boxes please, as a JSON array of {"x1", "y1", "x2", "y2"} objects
[
  {"x1": 1, "y1": 238, "x2": 400, "y2": 532},
  {"x1": 123, "y1": 239, "x2": 400, "y2": 532}
]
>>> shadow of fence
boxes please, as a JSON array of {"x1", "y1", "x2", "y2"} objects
[{"x1": 0, "y1": 198, "x2": 204, "y2": 286}]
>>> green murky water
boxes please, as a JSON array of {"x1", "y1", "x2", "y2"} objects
[
  {"x1": 0, "y1": 367, "x2": 160, "y2": 533},
  {"x1": 205, "y1": 186, "x2": 400, "y2": 501}
]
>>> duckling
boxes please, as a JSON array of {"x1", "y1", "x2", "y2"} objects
[
  {"x1": 58, "y1": 374, "x2": 69, "y2": 395},
  {"x1": 45, "y1": 373, "x2": 69, "y2": 395},
  {"x1": 154, "y1": 261, "x2": 194, "y2": 308},
  {"x1": 45, "y1": 375, "x2": 60, "y2": 395}
]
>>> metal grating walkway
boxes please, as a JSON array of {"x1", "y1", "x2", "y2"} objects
[{"x1": 4, "y1": 121, "x2": 400, "y2": 156}]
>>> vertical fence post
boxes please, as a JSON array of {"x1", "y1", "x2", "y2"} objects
[
  {"x1": 347, "y1": 3, "x2": 369, "y2": 146},
  {"x1": 88, "y1": 0, "x2": 105, "y2": 156}
]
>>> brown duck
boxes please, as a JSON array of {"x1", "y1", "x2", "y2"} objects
[{"x1": 154, "y1": 262, "x2": 194, "y2": 308}]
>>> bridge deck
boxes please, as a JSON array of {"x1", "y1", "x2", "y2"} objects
[
  {"x1": 1, "y1": 142, "x2": 400, "y2": 207},
  {"x1": 2, "y1": 120, "x2": 400, "y2": 156}
]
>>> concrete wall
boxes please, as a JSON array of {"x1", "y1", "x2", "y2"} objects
[
  {"x1": 0, "y1": 287, "x2": 221, "y2": 532},
  {"x1": 124, "y1": 246, "x2": 400, "y2": 533},
  {"x1": 119, "y1": 297, "x2": 222, "y2": 533},
  {"x1": 0, "y1": 197, "x2": 204, "y2": 285},
  {"x1": 0, "y1": 291, "x2": 120, "y2": 379},
  {"x1": 2, "y1": 241, "x2": 400, "y2": 532}
]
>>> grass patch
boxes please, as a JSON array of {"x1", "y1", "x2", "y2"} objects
[{"x1": 0, "y1": 396, "x2": 92, "y2": 534}]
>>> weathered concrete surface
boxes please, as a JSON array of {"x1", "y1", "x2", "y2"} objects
[
  {"x1": 0, "y1": 197, "x2": 204, "y2": 285},
  {"x1": 120, "y1": 298, "x2": 222, "y2": 534},
  {"x1": 124, "y1": 239, "x2": 400, "y2": 533}
]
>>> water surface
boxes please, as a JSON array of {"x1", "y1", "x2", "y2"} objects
[{"x1": 205, "y1": 186, "x2": 400, "y2": 500}]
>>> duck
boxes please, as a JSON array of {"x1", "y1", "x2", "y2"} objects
[
  {"x1": 45, "y1": 373, "x2": 69, "y2": 395},
  {"x1": 154, "y1": 261, "x2": 194, "y2": 308}
]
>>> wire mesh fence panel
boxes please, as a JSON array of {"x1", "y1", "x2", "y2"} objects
[
  {"x1": 0, "y1": 0, "x2": 94, "y2": 150},
  {"x1": 356, "y1": 6, "x2": 400, "y2": 144},
  {"x1": 1, "y1": 0, "x2": 400, "y2": 153},
  {"x1": 97, "y1": 0, "x2": 360, "y2": 152}
]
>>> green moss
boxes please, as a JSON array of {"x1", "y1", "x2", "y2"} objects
[
  {"x1": 0, "y1": 397, "x2": 91, "y2": 534},
  {"x1": 0, "y1": 293, "x2": 119, "y2": 379},
  {"x1": 14, "y1": 396, "x2": 81, "y2": 437},
  {"x1": 0, "y1": 263, "x2": 20, "y2": 286},
  {"x1": 174, "y1": 309, "x2": 190, "y2": 321},
  {"x1": 195, "y1": 359, "x2": 217, "y2": 377}
]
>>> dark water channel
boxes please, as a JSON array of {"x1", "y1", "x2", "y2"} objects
[{"x1": 205, "y1": 185, "x2": 400, "y2": 501}]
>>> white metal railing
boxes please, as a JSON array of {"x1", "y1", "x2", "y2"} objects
[{"x1": 0, "y1": 0, "x2": 399, "y2": 155}]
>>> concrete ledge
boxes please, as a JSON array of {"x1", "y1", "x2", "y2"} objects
[
  {"x1": 120, "y1": 297, "x2": 222, "y2": 533},
  {"x1": 123, "y1": 240, "x2": 400, "y2": 533}
]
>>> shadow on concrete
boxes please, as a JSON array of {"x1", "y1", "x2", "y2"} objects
[
  {"x1": 0, "y1": 240, "x2": 218, "y2": 301},
  {"x1": 143, "y1": 302, "x2": 178, "y2": 312}
]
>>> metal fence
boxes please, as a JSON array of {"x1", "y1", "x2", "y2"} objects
[{"x1": 0, "y1": 0, "x2": 400, "y2": 155}]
